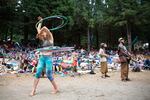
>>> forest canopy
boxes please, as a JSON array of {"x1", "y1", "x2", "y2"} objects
[{"x1": 0, "y1": 0, "x2": 149, "y2": 50}]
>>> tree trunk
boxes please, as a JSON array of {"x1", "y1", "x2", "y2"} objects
[
  {"x1": 23, "y1": 17, "x2": 29, "y2": 44},
  {"x1": 126, "y1": 22, "x2": 132, "y2": 52},
  {"x1": 87, "y1": 27, "x2": 90, "y2": 53},
  {"x1": 10, "y1": 28, "x2": 13, "y2": 41},
  {"x1": 78, "y1": 32, "x2": 81, "y2": 46},
  {"x1": 96, "y1": 27, "x2": 99, "y2": 49},
  {"x1": 108, "y1": 26, "x2": 112, "y2": 48},
  {"x1": 24, "y1": 24, "x2": 29, "y2": 44}
]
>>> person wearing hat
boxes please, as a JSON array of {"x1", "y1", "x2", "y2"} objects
[
  {"x1": 99, "y1": 43, "x2": 110, "y2": 78},
  {"x1": 118, "y1": 37, "x2": 131, "y2": 82}
]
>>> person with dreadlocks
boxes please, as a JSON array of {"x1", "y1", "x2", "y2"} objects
[{"x1": 30, "y1": 16, "x2": 58, "y2": 96}]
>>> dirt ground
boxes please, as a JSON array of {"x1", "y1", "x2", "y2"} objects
[{"x1": 0, "y1": 69, "x2": 150, "y2": 100}]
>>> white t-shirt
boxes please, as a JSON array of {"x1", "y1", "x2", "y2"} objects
[{"x1": 99, "y1": 48, "x2": 107, "y2": 62}]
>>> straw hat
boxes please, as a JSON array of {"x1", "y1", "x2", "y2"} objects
[
  {"x1": 100, "y1": 43, "x2": 105, "y2": 47},
  {"x1": 118, "y1": 37, "x2": 124, "y2": 42}
]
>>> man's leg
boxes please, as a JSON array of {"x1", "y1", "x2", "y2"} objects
[
  {"x1": 124, "y1": 63, "x2": 130, "y2": 81},
  {"x1": 104, "y1": 62, "x2": 110, "y2": 77},
  {"x1": 101, "y1": 62, "x2": 105, "y2": 78},
  {"x1": 121, "y1": 63, "x2": 130, "y2": 81}
]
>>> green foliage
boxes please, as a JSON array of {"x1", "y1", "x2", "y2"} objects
[{"x1": 0, "y1": 0, "x2": 149, "y2": 49}]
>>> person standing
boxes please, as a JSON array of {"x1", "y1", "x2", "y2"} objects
[
  {"x1": 118, "y1": 38, "x2": 131, "y2": 82},
  {"x1": 30, "y1": 16, "x2": 58, "y2": 96},
  {"x1": 99, "y1": 43, "x2": 110, "y2": 78}
]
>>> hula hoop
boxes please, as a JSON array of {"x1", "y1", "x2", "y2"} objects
[
  {"x1": 34, "y1": 46, "x2": 74, "y2": 52},
  {"x1": 35, "y1": 15, "x2": 68, "y2": 31}
]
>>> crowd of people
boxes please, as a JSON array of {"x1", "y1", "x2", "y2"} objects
[{"x1": 0, "y1": 41, "x2": 149, "y2": 75}]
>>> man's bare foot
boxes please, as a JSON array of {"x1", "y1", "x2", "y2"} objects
[
  {"x1": 29, "y1": 90, "x2": 36, "y2": 96},
  {"x1": 51, "y1": 90, "x2": 59, "y2": 94}
]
